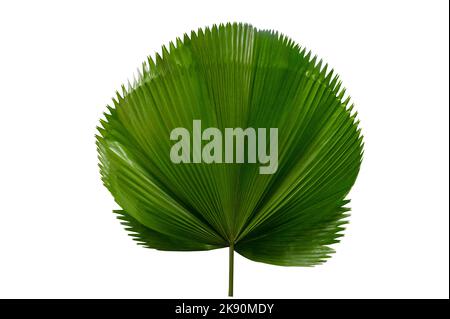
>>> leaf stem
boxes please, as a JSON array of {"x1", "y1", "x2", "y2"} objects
[{"x1": 228, "y1": 243, "x2": 234, "y2": 297}]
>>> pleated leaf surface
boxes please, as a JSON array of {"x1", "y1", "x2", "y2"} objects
[{"x1": 97, "y1": 23, "x2": 364, "y2": 266}]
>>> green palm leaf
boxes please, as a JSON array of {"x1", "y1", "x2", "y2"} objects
[{"x1": 97, "y1": 22, "x2": 364, "y2": 296}]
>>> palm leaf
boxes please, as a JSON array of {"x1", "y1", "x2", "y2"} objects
[{"x1": 97, "y1": 22, "x2": 364, "y2": 296}]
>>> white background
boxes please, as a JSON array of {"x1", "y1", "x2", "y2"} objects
[{"x1": 0, "y1": 0, "x2": 448, "y2": 299}]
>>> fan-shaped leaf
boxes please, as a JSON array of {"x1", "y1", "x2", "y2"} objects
[{"x1": 97, "y1": 22, "x2": 364, "y2": 296}]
